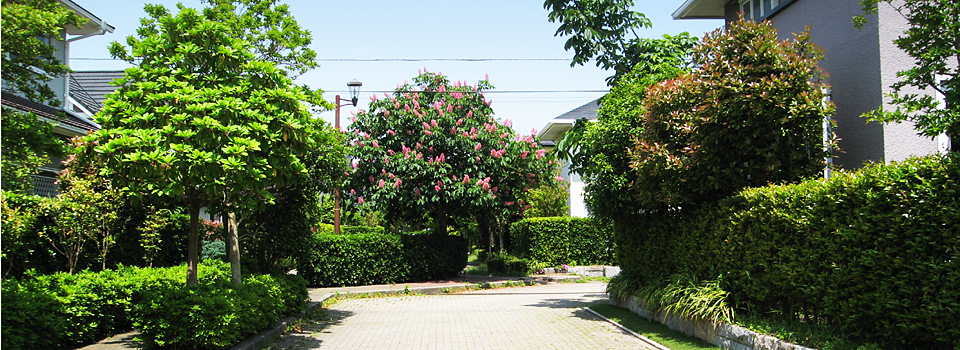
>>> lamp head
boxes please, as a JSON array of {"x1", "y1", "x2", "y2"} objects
[{"x1": 347, "y1": 79, "x2": 362, "y2": 107}]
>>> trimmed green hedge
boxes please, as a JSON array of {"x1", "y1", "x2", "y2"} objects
[
  {"x1": 1, "y1": 262, "x2": 307, "y2": 350},
  {"x1": 618, "y1": 154, "x2": 959, "y2": 349},
  {"x1": 314, "y1": 223, "x2": 387, "y2": 235},
  {"x1": 298, "y1": 232, "x2": 467, "y2": 287},
  {"x1": 509, "y1": 217, "x2": 615, "y2": 266}
]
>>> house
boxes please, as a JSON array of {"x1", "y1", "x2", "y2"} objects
[
  {"x1": 672, "y1": 0, "x2": 950, "y2": 169},
  {"x1": 537, "y1": 98, "x2": 601, "y2": 217},
  {"x1": 0, "y1": 0, "x2": 114, "y2": 197}
]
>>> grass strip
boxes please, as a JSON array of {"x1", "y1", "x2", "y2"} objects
[{"x1": 589, "y1": 303, "x2": 719, "y2": 350}]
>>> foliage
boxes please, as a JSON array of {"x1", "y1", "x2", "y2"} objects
[
  {"x1": 617, "y1": 154, "x2": 959, "y2": 349},
  {"x1": 346, "y1": 70, "x2": 558, "y2": 234},
  {"x1": 89, "y1": 4, "x2": 335, "y2": 285},
  {"x1": 629, "y1": 19, "x2": 833, "y2": 211},
  {"x1": 855, "y1": 0, "x2": 959, "y2": 146},
  {"x1": 508, "y1": 217, "x2": 615, "y2": 266},
  {"x1": 544, "y1": 0, "x2": 660, "y2": 85},
  {"x1": 200, "y1": 0, "x2": 319, "y2": 80},
  {"x1": 138, "y1": 206, "x2": 182, "y2": 267},
  {"x1": 1, "y1": 192, "x2": 43, "y2": 277},
  {"x1": 523, "y1": 174, "x2": 569, "y2": 217},
  {"x1": 298, "y1": 232, "x2": 467, "y2": 287},
  {"x1": 486, "y1": 252, "x2": 540, "y2": 275},
  {"x1": 0, "y1": 262, "x2": 307, "y2": 350},
  {"x1": 0, "y1": 0, "x2": 86, "y2": 105},
  {"x1": 635, "y1": 273, "x2": 733, "y2": 324},
  {"x1": 0, "y1": 108, "x2": 66, "y2": 194},
  {"x1": 200, "y1": 240, "x2": 226, "y2": 261},
  {"x1": 569, "y1": 34, "x2": 694, "y2": 222}
]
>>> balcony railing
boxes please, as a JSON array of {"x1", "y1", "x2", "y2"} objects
[{"x1": 30, "y1": 175, "x2": 59, "y2": 198}]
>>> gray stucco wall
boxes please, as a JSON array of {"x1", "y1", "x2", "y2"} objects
[{"x1": 769, "y1": 0, "x2": 938, "y2": 168}]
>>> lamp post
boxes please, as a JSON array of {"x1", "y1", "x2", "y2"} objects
[{"x1": 334, "y1": 79, "x2": 362, "y2": 234}]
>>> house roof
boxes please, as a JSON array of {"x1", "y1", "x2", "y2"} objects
[
  {"x1": 537, "y1": 98, "x2": 601, "y2": 143},
  {"x1": 70, "y1": 70, "x2": 125, "y2": 115},
  {"x1": 59, "y1": 0, "x2": 115, "y2": 36},
  {"x1": 1, "y1": 91, "x2": 100, "y2": 135},
  {"x1": 673, "y1": 0, "x2": 727, "y2": 19}
]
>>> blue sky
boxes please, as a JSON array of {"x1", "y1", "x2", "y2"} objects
[{"x1": 69, "y1": 1, "x2": 722, "y2": 136}]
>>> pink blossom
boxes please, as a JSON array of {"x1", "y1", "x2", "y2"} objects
[
  {"x1": 500, "y1": 132, "x2": 509, "y2": 139},
  {"x1": 456, "y1": 119, "x2": 463, "y2": 126},
  {"x1": 450, "y1": 127, "x2": 457, "y2": 135},
  {"x1": 384, "y1": 111, "x2": 390, "y2": 117},
  {"x1": 413, "y1": 99, "x2": 420, "y2": 109},
  {"x1": 439, "y1": 85, "x2": 446, "y2": 92},
  {"x1": 370, "y1": 93, "x2": 378, "y2": 101},
  {"x1": 350, "y1": 189, "x2": 356, "y2": 195},
  {"x1": 431, "y1": 119, "x2": 438, "y2": 127},
  {"x1": 372, "y1": 140, "x2": 379, "y2": 148},
  {"x1": 447, "y1": 104, "x2": 453, "y2": 113},
  {"x1": 485, "y1": 73, "x2": 489, "y2": 81},
  {"x1": 382, "y1": 169, "x2": 387, "y2": 175},
  {"x1": 424, "y1": 130, "x2": 433, "y2": 135},
  {"x1": 521, "y1": 151, "x2": 529, "y2": 159},
  {"x1": 344, "y1": 171, "x2": 350, "y2": 175},
  {"x1": 492, "y1": 187, "x2": 498, "y2": 193},
  {"x1": 482, "y1": 182, "x2": 490, "y2": 190},
  {"x1": 358, "y1": 197, "x2": 365, "y2": 204},
  {"x1": 435, "y1": 185, "x2": 441, "y2": 192},
  {"x1": 396, "y1": 101, "x2": 401, "y2": 109},
  {"x1": 416, "y1": 153, "x2": 423, "y2": 160},
  {"x1": 462, "y1": 132, "x2": 469, "y2": 137},
  {"x1": 352, "y1": 162, "x2": 358, "y2": 168},
  {"x1": 349, "y1": 116, "x2": 357, "y2": 123},
  {"x1": 506, "y1": 201, "x2": 515, "y2": 206},
  {"x1": 554, "y1": 176, "x2": 565, "y2": 182},
  {"x1": 416, "y1": 142, "x2": 422, "y2": 149},
  {"x1": 394, "y1": 179, "x2": 401, "y2": 188},
  {"x1": 388, "y1": 149, "x2": 395, "y2": 155},
  {"x1": 536, "y1": 149, "x2": 546, "y2": 158},
  {"x1": 527, "y1": 173, "x2": 535, "y2": 177},
  {"x1": 504, "y1": 119, "x2": 513, "y2": 127},
  {"x1": 467, "y1": 110, "x2": 473, "y2": 118},
  {"x1": 388, "y1": 129, "x2": 396, "y2": 136},
  {"x1": 405, "y1": 104, "x2": 410, "y2": 111},
  {"x1": 415, "y1": 188, "x2": 421, "y2": 196},
  {"x1": 378, "y1": 179, "x2": 385, "y2": 188},
  {"x1": 475, "y1": 143, "x2": 482, "y2": 150},
  {"x1": 463, "y1": 174, "x2": 470, "y2": 183},
  {"x1": 437, "y1": 153, "x2": 446, "y2": 162},
  {"x1": 389, "y1": 173, "x2": 395, "y2": 179}
]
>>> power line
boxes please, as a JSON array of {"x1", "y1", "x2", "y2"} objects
[
  {"x1": 71, "y1": 57, "x2": 573, "y2": 62},
  {"x1": 325, "y1": 90, "x2": 608, "y2": 94}
]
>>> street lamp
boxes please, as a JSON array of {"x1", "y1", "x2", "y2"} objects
[{"x1": 334, "y1": 79, "x2": 361, "y2": 234}]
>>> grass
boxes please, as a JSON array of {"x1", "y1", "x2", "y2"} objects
[{"x1": 589, "y1": 303, "x2": 720, "y2": 350}]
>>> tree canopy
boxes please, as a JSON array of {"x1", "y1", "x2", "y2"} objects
[
  {"x1": 855, "y1": 0, "x2": 958, "y2": 150},
  {"x1": 346, "y1": 71, "x2": 559, "y2": 234},
  {"x1": 88, "y1": 4, "x2": 336, "y2": 285},
  {"x1": 629, "y1": 19, "x2": 833, "y2": 210}
]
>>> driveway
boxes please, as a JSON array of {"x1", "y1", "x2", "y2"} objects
[{"x1": 268, "y1": 282, "x2": 656, "y2": 350}]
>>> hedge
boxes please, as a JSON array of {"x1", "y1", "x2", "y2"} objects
[
  {"x1": 617, "y1": 154, "x2": 959, "y2": 349},
  {"x1": 1, "y1": 261, "x2": 307, "y2": 350},
  {"x1": 509, "y1": 217, "x2": 615, "y2": 266},
  {"x1": 298, "y1": 232, "x2": 467, "y2": 287}
]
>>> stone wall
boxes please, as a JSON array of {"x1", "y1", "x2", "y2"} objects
[{"x1": 611, "y1": 295, "x2": 816, "y2": 350}]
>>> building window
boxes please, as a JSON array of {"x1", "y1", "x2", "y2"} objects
[
  {"x1": 740, "y1": 0, "x2": 753, "y2": 20},
  {"x1": 771, "y1": 0, "x2": 780, "y2": 8},
  {"x1": 755, "y1": 0, "x2": 764, "y2": 18}
]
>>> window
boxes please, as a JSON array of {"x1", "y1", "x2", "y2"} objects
[
  {"x1": 756, "y1": 0, "x2": 764, "y2": 18},
  {"x1": 740, "y1": 0, "x2": 753, "y2": 20},
  {"x1": 771, "y1": 0, "x2": 780, "y2": 7}
]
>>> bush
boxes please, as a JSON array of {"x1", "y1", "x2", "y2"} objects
[
  {"x1": 298, "y1": 232, "x2": 467, "y2": 287},
  {"x1": 487, "y1": 253, "x2": 539, "y2": 275},
  {"x1": 509, "y1": 217, "x2": 615, "y2": 266},
  {"x1": 0, "y1": 262, "x2": 307, "y2": 350},
  {"x1": 617, "y1": 154, "x2": 960, "y2": 349}
]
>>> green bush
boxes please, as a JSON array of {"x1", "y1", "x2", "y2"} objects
[
  {"x1": 509, "y1": 217, "x2": 615, "y2": 266},
  {"x1": 0, "y1": 262, "x2": 307, "y2": 350},
  {"x1": 201, "y1": 240, "x2": 226, "y2": 261},
  {"x1": 313, "y1": 223, "x2": 386, "y2": 235},
  {"x1": 487, "y1": 253, "x2": 539, "y2": 275},
  {"x1": 617, "y1": 154, "x2": 960, "y2": 349},
  {"x1": 298, "y1": 232, "x2": 467, "y2": 287}
]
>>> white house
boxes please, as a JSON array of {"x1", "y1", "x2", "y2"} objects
[{"x1": 537, "y1": 98, "x2": 601, "y2": 217}]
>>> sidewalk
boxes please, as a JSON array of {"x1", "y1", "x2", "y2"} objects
[{"x1": 81, "y1": 274, "x2": 583, "y2": 350}]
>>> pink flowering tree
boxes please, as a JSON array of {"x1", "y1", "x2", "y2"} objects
[{"x1": 346, "y1": 70, "x2": 559, "y2": 235}]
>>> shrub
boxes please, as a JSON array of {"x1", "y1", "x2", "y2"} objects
[
  {"x1": 487, "y1": 253, "x2": 539, "y2": 275},
  {"x1": 0, "y1": 262, "x2": 307, "y2": 350},
  {"x1": 617, "y1": 154, "x2": 960, "y2": 349},
  {"x1": 298, "y1": 232, "x2": 467, "y2": 287},
  {"x1": 509, "y1": 217, "x2": 615, "y2": 266}
]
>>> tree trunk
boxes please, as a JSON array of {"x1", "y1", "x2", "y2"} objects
[
  {"x1": 434, "y1": 204, "x2": 447, "y2": 235},
  {"x1": 187, "y1": 202, "x2": 200, "y2": 286},
  {"x1": 227, "y1": 212, "x2": 242, "y2": 285},
  {"x1": 486, "y1": 217, "x2": 495, "y2": 260}
]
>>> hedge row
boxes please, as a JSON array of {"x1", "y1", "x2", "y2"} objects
[
  {"x1": 617, "y1": 154, "x2": 959, "y2": 349},
  {"x1": 509, "y1": 217, "x2": 615, "y2": 266},
  {"x1": 1, "y1": 261, "x2": 307, "y2": 350},
  {"x1": 298, "y1": 232, "x2": 467, "y2": 287}
]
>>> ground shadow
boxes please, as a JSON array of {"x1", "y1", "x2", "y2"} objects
[
  {"x1": 522, "y1": 293, "x2": 609, "y2": 309},
  {"x1": 264, "y1": 308, "x2": 354, "y2": 350}
]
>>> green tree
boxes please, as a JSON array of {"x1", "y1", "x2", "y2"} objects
[
  {"x1": 0, "y1": 108, "x2": 65, "y2": 194},
  {"x1": 346, "y1": 70, "x2": 559, "y2": 235},
  {"x1": 855, "y1": 0, "x2": 959, "y2": 151},
  {"x1": 40, "y1": 170, "x2": 122, "y2": 273},
  {"x1": 567, "y1": 34, "x2": 694, "y2": 220},
  {"x1": 544, "y1": 0, "x2": 668, "y2": 85},
  {"x1": 88, "y1": 4, "x2": 330, "y2": 285},
  {"x1": 629, "y1": 19, "x2": 833, "y2": 210},
  {"x1": 1, "y1": 0, "x2": 85, "y2": 105},
  {"x1": 523, "y1": 177, "x2": 570, "y2": 218}
]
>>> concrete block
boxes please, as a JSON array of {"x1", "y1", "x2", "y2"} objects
[
  {"x1": 604, "y1": 266, "x2": 621, "y2": 277},
  {"x1": 583, "y1": 266, "x2": 604, "y2": 277},
  {"x1": 719, "y1": 324, "x2": 755, "y2": 345},
  {"x1": 543, "y1": 267, "x2": 555, "y2": 274},
  {"x1": 568, "y1": 266, "x2": 585, "y2": 275}
]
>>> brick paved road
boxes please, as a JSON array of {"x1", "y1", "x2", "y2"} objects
[{"x1": 268, "y1": 282, "x2": 655, "y2": 350}]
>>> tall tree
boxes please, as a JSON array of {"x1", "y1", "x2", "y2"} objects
[
  {"x1": 543, "y1": 0, "x2": 657, "y2": 85},
  {"x1": 88, "y1": 4, "x2": 330, "y2": 286},
  {"x1": 855, "y1": 0, "x2": 959, "y2": 151},
  {"x1": 629, "y1": 19, "x2": 834, "y2": 210},
  {"x1": 346, "y1": 70, "x2": 559, "y2": 235}
]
